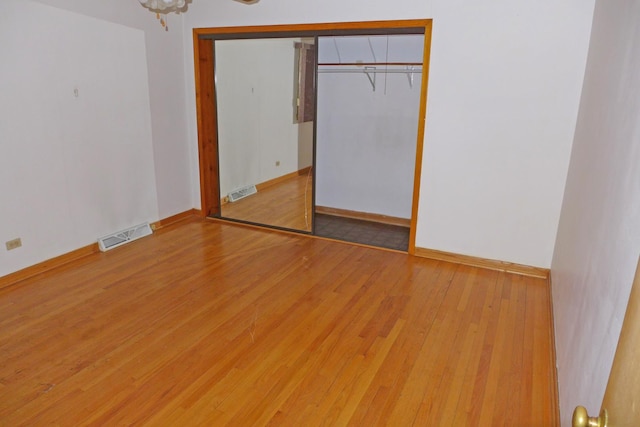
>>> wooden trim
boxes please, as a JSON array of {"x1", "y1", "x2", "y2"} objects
[
  {"x1": 0, "y1": 210, "x2": 202, "y2": 291},
  {"x1": 315, "y1": 206, "x2": 410, "y2": 227},
  {"x1": 255, "y1": 167, "x2": 312, "y2": 192},
  {"x1": 150, "y1": 209, "x2": 202, "y2": 230},
  {"x1": 219, "y1": 168, "x2": 312, "y2": 206},
  {"x1": 546, "y1": 275, "x2": 561, "y2": 425},
  {"x1": 193, "y1": 20, "x2": 431, "y2": 37},
  {"x1": 193, "y1": 20, "x2": 432, "y2": 250},
  {"x1": 408, "y1": 21, "x2": 433, "y2": 255},
  {"x1": 194, "y1": 34, "x2": 206, "y2": 215},
  {"x1": 414, "y1": 247, "x2": 550, "y2": 279},
  {"x1": 0, "y1": 244, "x2": 99, "y2": 292},
  {"x1": 297, "y1": 166, "x2": 312, "y2": 176},
  {"x1": 194, "y1": 37, "x2": 220, "y2": 217}
]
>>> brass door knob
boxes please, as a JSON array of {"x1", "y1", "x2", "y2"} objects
[{"x1": 572, "y1": 406, "x2": 608, "y2": 427}]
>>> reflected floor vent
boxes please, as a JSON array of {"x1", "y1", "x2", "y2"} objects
[
  {"x1": 98, "y1": 222, "x2": 153, "y2": 252},
  {"x1": 228, "y1": 185, "x2": 257, "y2": 202}
]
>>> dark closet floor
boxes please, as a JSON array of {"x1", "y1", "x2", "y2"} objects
[{"x1": 314, "y1": 213, "x2": 410, "y2": 251}]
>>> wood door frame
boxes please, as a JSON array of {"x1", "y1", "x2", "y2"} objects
[
  {"x1": 194, "y1": 37, "x2": 220, "y2": 217},
  {"x1": 192, "y1": 19, "x2": 433, "y2": 254}
]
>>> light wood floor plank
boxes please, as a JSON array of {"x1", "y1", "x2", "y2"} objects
[{"x1": 0, "y1": 218, "x2": 558, "y2": 426}]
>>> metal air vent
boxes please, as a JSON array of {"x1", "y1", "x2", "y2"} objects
[
  {"x1": 228, "y1": 185, "x2": 257, "y2": 202},
  {"x1": 98, "y1": 222, "x2": 153, "y2": 252}
]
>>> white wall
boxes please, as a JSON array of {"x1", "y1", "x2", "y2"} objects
[
  {"x1": 418, "y1": 1, "x2": 595, "y2": 267},
  {"x1": 33, "y1": 0, "x2": 192, "y2": 220},
  {"x1": 0, "y1": 1, "x2": 159, "y2": 276},
  {"x1": 315, "y1": 71, "x2": 420, "y2": 218},
  {"x1": 551, "y1": 0, "x2": 640, "y2": 423},
  {"x1": 183, "y1": 0, "x2": 595, "y2": 268},
  {"x1": 215, "y1": 38, "x2": 302, "y2": 197},
  {"x1": 0, "y1": 0, "x2": 195, "y2": 277}
]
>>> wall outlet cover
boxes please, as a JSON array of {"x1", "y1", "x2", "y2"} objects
[{"x1": 6, "y1": 238, "x2": 22, "y2": 251}]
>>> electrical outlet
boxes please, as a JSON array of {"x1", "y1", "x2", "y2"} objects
[
  {"x1": 275, "y1": 161, "x2": 280, "y2": 167},
  {"x1": 6, "y1": 238, "x2": 22, "y2": 251}
]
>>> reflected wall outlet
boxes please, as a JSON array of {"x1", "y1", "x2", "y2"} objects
[{"x1": 6, "y1": 238, "x2": 22, "y2": 251}]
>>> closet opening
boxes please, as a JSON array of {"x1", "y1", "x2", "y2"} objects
[
  {"x1": 314, "y1": 33, "x2": 425, "y2": 251},
  {"x1": 193, "y1": 20, "x2": 432, "y2": 254}
]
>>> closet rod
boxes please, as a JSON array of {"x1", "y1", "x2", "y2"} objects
[
  {"x1": 317, "y1": 69, "x2": 422, "y2": 74},
  {"x1": 318, "y1": 62, "x2": 422, "y2": 67},
  {"x1": 318, "y1": 66, "x2": 422, "y2": 91}
]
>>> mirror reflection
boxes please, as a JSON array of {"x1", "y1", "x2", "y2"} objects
[{"x1": 216, "y1": 37, "x2": 314, "y2": 232}]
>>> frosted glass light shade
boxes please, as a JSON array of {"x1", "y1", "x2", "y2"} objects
[{"x1": 139, "y1": 0, "x2": 186, "y2": 13}]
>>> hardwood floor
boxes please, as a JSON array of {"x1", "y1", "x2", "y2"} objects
[
  {"x1": 221, "y1": 173, "x2": 313, "y2": 232},
  {"x1": 0, "y1": 218, "x2": 558, "y2": 426}
]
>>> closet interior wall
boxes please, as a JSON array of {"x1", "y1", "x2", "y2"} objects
[{"x1": 315, "y1": 35, "x2": 424, "y2": 220}]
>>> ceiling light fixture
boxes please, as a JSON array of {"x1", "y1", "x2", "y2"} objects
[
  {"x1": 139, "y1": 0, "x2": 258, "y2": 31},
  {"x1": 138, "y1": 0, "x2": 192, "y2": 31}
]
